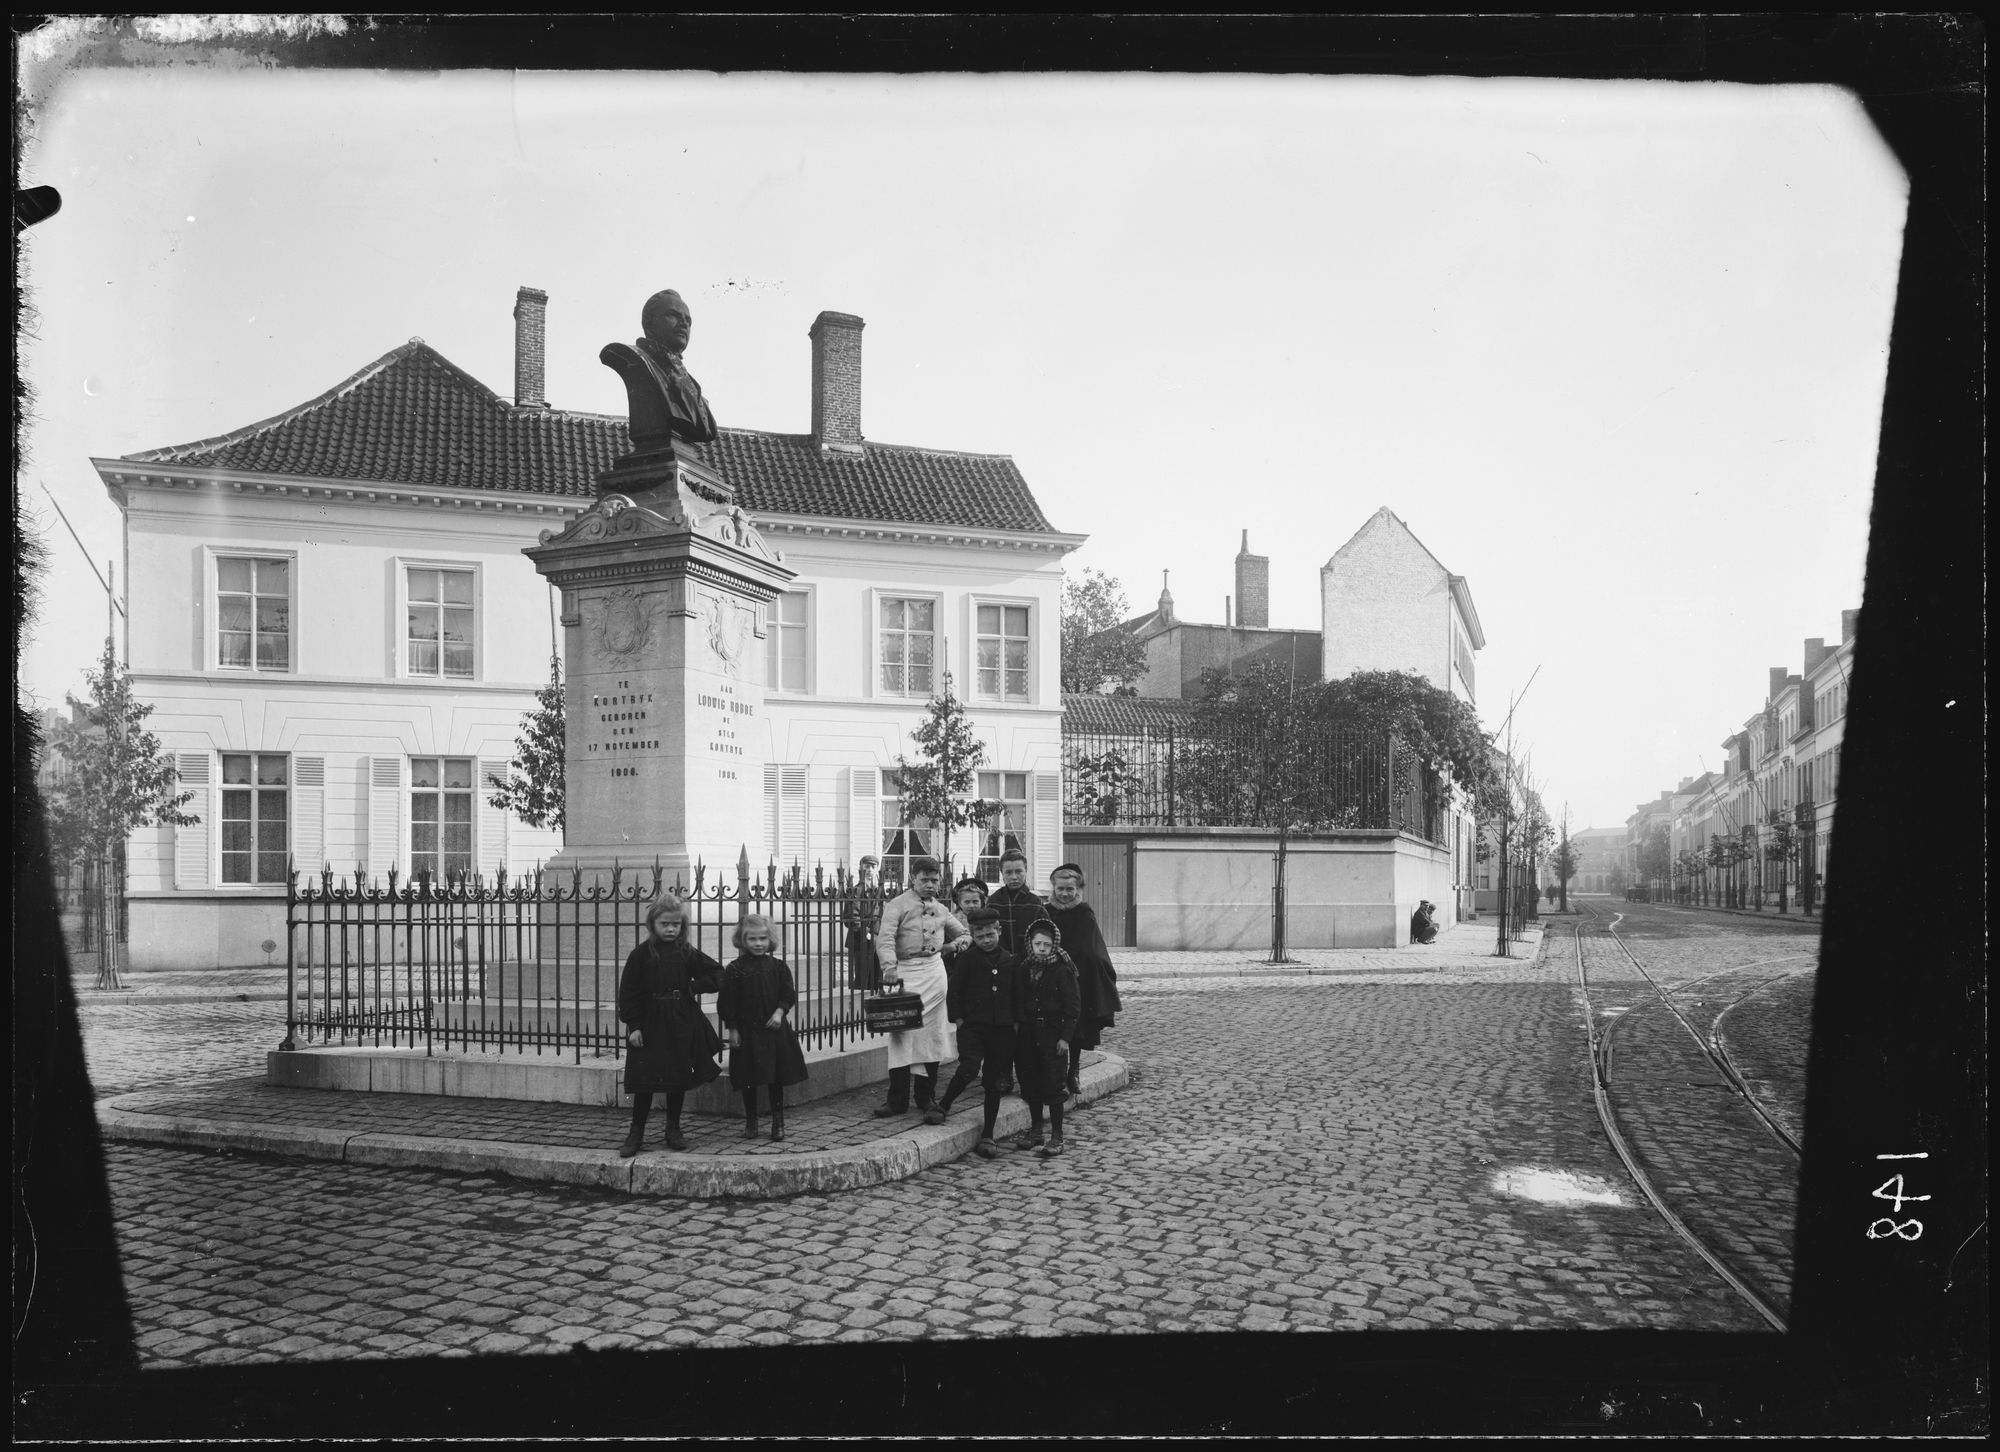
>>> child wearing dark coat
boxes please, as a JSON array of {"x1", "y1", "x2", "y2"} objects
[
  {"x1": 1011, "y1": 917, "x2": 1082, "y2": 1158},
  {"x1": 718, "y1": 913, "x2": 810, "y2": 1142},
  {"x1": 1047, "y1": 862, "x2": 1122, "y2": 1102},
  {"x1": 617, "y1": 894, "x2": 726, "y2": 1157},
  {"x1": 925, "y1": 906, "x2": 1025, "y2": 1158}
]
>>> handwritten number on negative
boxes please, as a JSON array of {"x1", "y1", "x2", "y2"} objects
[
  {"x1": 1871, "y1": 1175, "x2": 1931, "y2": 1214},
  {"x1": 1867, "y1": 1218, "x2": 1924, "y2": 1241}
]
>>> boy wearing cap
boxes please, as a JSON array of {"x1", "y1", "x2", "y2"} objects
[
  {"x1": 1047, "y1": 862, "x2": 1122, "y2": 1102},
  {"x1": 1012, "y1": 917, "x2": 1081, "y2": 1157},
  {"x1": 926, "y1": 906, "x2": 1025, "y2": 1157}
]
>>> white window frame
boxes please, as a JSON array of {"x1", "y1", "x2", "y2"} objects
[
  {"x1": 974, "y1": 769, "x2": 1030, "y2": 882},
  {"x1": 218, "y1": 750, "x2": 291, "y2": 886},
  {"x1": 870, "y1": 589, "x2": 943, "y2": 700},
  {"x1": 408, "y1": 754, "x2": 478, "y2": 882},
  {"x1": 392, "y1": 558, "x2": 484, "y2": 682},
  {"x1": 203, "y1": 547, "x2": 299, "y2": 676},
  {"x1": 968, "y1": 596, "x2": 1035, "y2": 705},
  {"x1": 765, "y1": 587, "x2": 815, "y2": 696}
]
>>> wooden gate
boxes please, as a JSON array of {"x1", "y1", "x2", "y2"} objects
[{"x1": 1065, "y1": 834, "x2": 1135, "y2": 947}]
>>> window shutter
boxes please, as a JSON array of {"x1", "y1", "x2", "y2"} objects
[
  {"x1": 848, "y1": 766, "x2": 880, "y2": 869},
  {"x1": 367, "y1": 756, "x2": 402, "y2": 881},
  {"x1": 477, "y1": 758, "x2": 509, "y2": 877},
  {"x1": 294, "y1": 756, "x2": 326, "y2": 876},
  {"x1": 763, "y1": 764, "x2": 809, "y2": 869},
  {"x1": 1031, "y1": 771, "x2": 1062, "y2": 882},
  {"x1": 174, "y1": 752, "x2": 212, "y2": 889},
  {"x1": 779, "y1": 765, "x2": 807, "y2": 868}
]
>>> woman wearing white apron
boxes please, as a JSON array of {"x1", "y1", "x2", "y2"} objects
[{"x1": 871, "y1": 857, "x2": 966, "y2": 1117}]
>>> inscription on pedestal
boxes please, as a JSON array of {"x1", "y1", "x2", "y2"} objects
[
  {"x1": 588, "y1": 677, "x2": 660, "y2": 770},
  {"x1": 698, "y1": 685, "x2": 753, "y2": 781}
]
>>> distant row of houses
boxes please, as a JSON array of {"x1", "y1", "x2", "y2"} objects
[{"x1": 1625, "y1": 610, "x2": 1857, "y2": 910}]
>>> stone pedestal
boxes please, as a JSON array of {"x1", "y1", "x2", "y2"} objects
[{"x1": 526, "y1": 456, "x2": 795, "y2": 886}]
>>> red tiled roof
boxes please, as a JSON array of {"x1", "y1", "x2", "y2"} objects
[
  {"x1": 1062, "y1": 693, "x2": 1199, "y2": 736},
  {"x1": 124, "y1": 341, "x2": 1058, "y2": 533}
]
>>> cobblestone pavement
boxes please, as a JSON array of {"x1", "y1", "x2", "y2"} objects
[
  {"x1": 89, "y1": 944, "x2": 1784, "y2": 1371},
  {"x1": 79, "y1": 1000, "x2": 280, "y2": 1100},
  {"x1": 1565, "y1": 900, "x2": 1817, "y2": 1322}
]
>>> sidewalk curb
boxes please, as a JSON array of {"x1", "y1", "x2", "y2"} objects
[{"x1": 95, "y1": 1053, "x2": 1131, "y2": 1200}]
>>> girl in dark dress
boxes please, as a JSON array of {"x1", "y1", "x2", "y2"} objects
[
  {"x1": 1047, "y1": 863, "x2": 1122, "y2": 1102},
  {"x1": 1010, "y1": 918, "x2": 1081, "y2": 1159},
  {"x1": 617, "y1": 894, "x2": 726, "y2": 1157},
  {"x1": 719, "y1": 913, "x2": 809, "y2": 1142}
]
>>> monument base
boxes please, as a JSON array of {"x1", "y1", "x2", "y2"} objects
[{"x1": 267, "y1": 1034, "x2": 895, "y2": 1116}]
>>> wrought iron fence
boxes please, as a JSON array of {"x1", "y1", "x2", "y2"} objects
[
  {"x1": 1063, "y1": 724, "x2": 1447, "y2": 843},
  {"x1": 283, "y1": 855, "x2": 898, "y2": 1060}
]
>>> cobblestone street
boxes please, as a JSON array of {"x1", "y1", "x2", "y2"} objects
[{"x1": 71, "y1": 917, "x2": 1817, "y2": 1374}]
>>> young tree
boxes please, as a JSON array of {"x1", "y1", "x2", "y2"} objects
[
  {"x1": 1552, "y1": 816, "x2": 1582, "y2": 912},
  {"x1": 45, "y1": 638, "x2": 200, "y2": 983},
  {"x1": 894, "y1": 668, "x2": 998, "y2": 876},
  {"x1": 1059, "y1": 566, "x2": 1147, "y2": 696},
  {"x1": 1763, "y1": 807, "x2": 1802, "y2": 914},
  {"x1": 1637, "y1": 823, "x2": 1673, "y2": 898},
  {"x1": 486, "y1": 653, "x2": 566, "y2": 833},
  {"x1": 1069, "y1": 747, "x2": 1139, "y2": 826}
]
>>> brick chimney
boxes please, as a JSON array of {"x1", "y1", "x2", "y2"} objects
[
  {"x1": 809, "y1": 311, "x2": 865, "y2": 454},
  {"x1": 1841, "y1": 608, "x2": 1859, "y2": 644},
  {"x1": 1802, "y1": 637, "x2": 1829, "y2": 676},
  {"x1": 513, "y1": 287, "x2": 548, "y2": 408},
  {"x1": 1768, "y1": 666, "x2": 1789, "y2": 701},
  {"x1": 1235, "y1": 530, "x2": 1269, "y2": 629}
]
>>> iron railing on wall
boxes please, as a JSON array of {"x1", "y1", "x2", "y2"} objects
[
  {"x1": 1062, "y1": 724, "x2": 1447, "y2": 844},
  {"x1": 283, "y1": 854, "x2": 898, "y2": 1059}
]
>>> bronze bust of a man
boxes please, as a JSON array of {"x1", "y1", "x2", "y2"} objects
[{"x1": 600, "y1": 289, "x2": 719, "y2": 456}]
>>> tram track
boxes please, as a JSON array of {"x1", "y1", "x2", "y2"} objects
[{"x1": 1568, "y1": 899, "x2": 1816, "y2": 1333}]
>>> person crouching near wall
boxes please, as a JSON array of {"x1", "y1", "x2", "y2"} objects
[
  {"x1": 926, "y1": 905, "x2": 1025, "y2": 1158},
  {"x1": 617, "y1": 894, "x2": 726, "y2": 1157},
  {"x1": 719, "y1": 912, "x2": 809, "y2": 1143},
  {"x1": 1012, "y1": 918, "x2": 1081, "y2": 1158}
]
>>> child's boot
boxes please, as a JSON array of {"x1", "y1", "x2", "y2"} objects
[
  {"x1": 662, "y1": 1093, "x2": 688, "y2": 1152},
  {"x1": 618, "y1": 1126, "x2": 645, "y2": 1158},
  {"x1": 742, "y1": 1089, "x2": 760, "y2": 1140},
  {"x1": 769, "y1": 1095, "x2": 786, "y2": 1143}
]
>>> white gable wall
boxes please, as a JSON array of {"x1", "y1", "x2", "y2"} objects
[{"x1": 1319, "y1": 510, "x2": 1453, "y2": 691}]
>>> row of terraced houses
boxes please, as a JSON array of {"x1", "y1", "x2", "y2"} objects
[{"x1": 1626, "y1": 610, "x2": 1857, "y2": 911}]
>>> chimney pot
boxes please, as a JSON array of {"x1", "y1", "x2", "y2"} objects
[
  {"x1": 513, "y1": 287, "x2": 548, "y2": 409},
  {"x1": 809, "y1": 311, "x2": 865, "y2": 453}
]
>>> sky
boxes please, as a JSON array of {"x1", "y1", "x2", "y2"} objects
[{"x1": 16, "y1": 61, "x2": 1906, "y2": 833}]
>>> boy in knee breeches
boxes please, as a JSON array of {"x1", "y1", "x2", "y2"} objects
[{"x1": 926, "y1": 907, "x2": 1024, "y2": 1158}]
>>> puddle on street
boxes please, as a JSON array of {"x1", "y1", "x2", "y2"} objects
[{"x1": 1492, "y1": 1165, "x2": 1628, "y2": 1208}]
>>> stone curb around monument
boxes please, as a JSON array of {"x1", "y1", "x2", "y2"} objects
[
  {"x1": 94, "y1": 1052, "x2": 1130, "y2": 1201},
  {"x1": 78, "y1": 991, "x2": 292, "y2": 1006}
]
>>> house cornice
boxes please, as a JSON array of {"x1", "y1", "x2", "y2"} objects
[
  {"x1": 753, "y1": 511, "x2": 1087, "y2": 555},
  {"x1": 92, "y1": 461, "x2": 1083, "y2": 551},
  {"x1": 93, "y1": 460, "x2": 592, "y2": 520}
]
